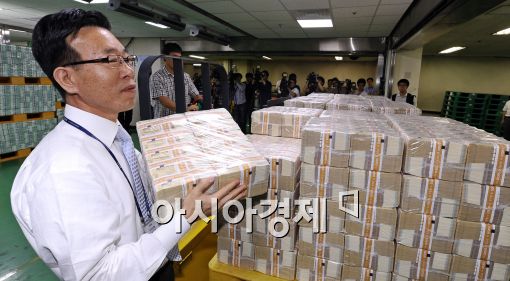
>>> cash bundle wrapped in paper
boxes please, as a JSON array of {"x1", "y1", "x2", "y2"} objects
[
  {"x1": 387, "y1": 114, "x2": 510, "y2": 185},
  {"x1": 283, "y1": 95, "x2": 333, "y2": 109},
  {"x1": 247, "y1": 135, "x2": 301, "y2": 192},
  {"x1": 251, "y1": 106, "x2": 323, "y2": 138},
  {"x1": 396, "y1": 211, "x2": 457, "y2": 254},
  {"x1": 459, "y1": 182, "x2": 510, "y2": 226},
  {"x1": 400, "y1": 175, "x2": 463, "y2": 218},
  {"x1": 367, "y1": 95, "x2": 422, "y2": 115},
  {"x1": 296, "y1": 254, "x2": 342, "y2": 281},
  {"x1": 326, "y1": 95, "x2": 373, "y2": 112},
  {"x1": 136, "y1": 109, "x2": 269, "y2": 203},
  {"x1": 301, "y1": 116, "x2": 404, "y2": 173},
  {"x1": 254, "y1": 246, "x2": 297, "y2": 280},
  {"x1": 217, "y1": 236, "x2": 255, "y2": 270},
  {"x1": 393, "y1": 244, "x2": 452, "y2": 281},
  {"x1": 449, "y1": 255, "x2": 510, "y2": 281}
]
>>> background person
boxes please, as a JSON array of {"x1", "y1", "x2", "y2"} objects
[{"x1": 150, "y1": 43, "x2": 203, "y2": 118}]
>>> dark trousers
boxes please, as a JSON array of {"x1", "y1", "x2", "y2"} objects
[
  {"x1": 503, "y1": 117, "x2": 510, "y2": 141},
  {"x1": 234, "y1": 103, "x2": 247, "y2": 133},
  {"x1": 149, "y1": 262, "x2": 174, "y2": 281},
  {"x1": 118, "y1": 110, "x2": 133, "y2": 131}
]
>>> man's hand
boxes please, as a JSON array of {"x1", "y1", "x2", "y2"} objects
[
  {"x1": 194, "y1": 95, "x2": 204, "y2": 102},
  {"x1": 182, "y1": 178, "x2": 247, "y2": 220},
  {"x1": 187, "y1": 104, "x2": 199, "y2": 111}
]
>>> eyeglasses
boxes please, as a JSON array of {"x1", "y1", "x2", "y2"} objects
[{"x1": 62, "y1": 55, "x2": 138, "y2": 69}]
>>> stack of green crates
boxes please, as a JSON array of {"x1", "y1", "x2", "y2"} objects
[
  {"x1": 0, "y1": 119, "x2": 57, "y2": 154},
  {"x1": 441, "y1": 91, "x2": 509, "y2": 136}
]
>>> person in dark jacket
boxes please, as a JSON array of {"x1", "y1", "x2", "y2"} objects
[{"x1": 392, "y1": 79, "x2": 415, "y2": 105}]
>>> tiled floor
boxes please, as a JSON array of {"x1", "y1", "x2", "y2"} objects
[{"x1": 0, "y1": 133, "x2": 140, "y2": 281}]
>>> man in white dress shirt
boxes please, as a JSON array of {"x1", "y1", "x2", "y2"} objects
[{"x1": 10, "y1": 9, "x2": 246, "y2": 281}]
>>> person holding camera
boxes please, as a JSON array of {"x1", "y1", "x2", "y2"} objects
[
  {"x1": 256, "y1": 70, "x2": 272, "y2": 107},
  {"x1": 276, "y1": 72, "x2": 289, "y2": 97}
]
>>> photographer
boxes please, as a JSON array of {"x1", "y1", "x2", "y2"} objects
[
  {"x1": 304, "y1": 72, "x2": 323, "y2": 95},
  {"x1": 276, "y1": 72, "x2": 289, "y2": 97},
  {"x1": 316, "y1": 76, "x2": 327, "y2": 92},
  {"x1": 256, "y1": 70, "x2": 272, "y2": 107}
]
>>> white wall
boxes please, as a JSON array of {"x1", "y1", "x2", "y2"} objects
[
  {"x1": 419, "y1": 56, "x2": 510, "y2": 112},
  {"x1": 392, "y1": 47, "x2": 423, "y2": 101}
]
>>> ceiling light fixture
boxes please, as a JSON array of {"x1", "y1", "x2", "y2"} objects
[
  {"x1": 493, "y1": 27, "x2": 510, "y2": 35},
  {"x1": 193, "y1": 63, "x2": 202, "y2": 67},
  {"x1": 8, "y1": 29, "x2": 27, "y2": 33},
  {"x1": 189, "y1": 55, "x2": 206, "y2": 60},
  {"x1": 334, "y1": 56, "x2": 343, "y2": 61},
  {"x1": 73, "y1": 0, "x2": 109, "y2": 3},
  {"x1": 145, "y1": 21, "x2": 169, "y2": 29},
  {"x1": 439, "y1": 46, "x2": 466, "y2": 54},
  {"x1": 262, "y1": 56, "x2": 272, "y2": 60},
  {"x1": 297, "y1": 19, "x2": 333, "y2": 28}
]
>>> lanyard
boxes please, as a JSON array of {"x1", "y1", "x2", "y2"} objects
[{"x1": 63, "y1": 117, "x2": 150, "y2": 220}]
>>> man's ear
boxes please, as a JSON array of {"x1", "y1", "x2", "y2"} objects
[{"x1": 53, "y1": 67, "x2": 79, "y2": 94}]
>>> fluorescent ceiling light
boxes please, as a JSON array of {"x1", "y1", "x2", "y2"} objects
[
  {"x1": 334, "y1": 56, "x2": 343, "y2": 61},
  {"x1": 8, "y1": 29, "x2": 27, "y2": 33},
  {"x1": 145, "y1": 21, "x2": 169, "y2": 29},
  {"x1": 439, "y1": 46, "x2": 466, "y2": 54},
  {"x1": 262, "y1": 56, "x2": 272, "y2": 60},
  {"x1": 193, "y1": 63, "x2": 202, "y2": 67},
  {"x1": 73, "y1": 0, "x2": 109, "y2": 3},
  {"x1": 189, "y1": 55, "x2": 206, "y2": 60},
  {"x1": 297, "y1": 19, "x2": 333, "y2": 28},
  {"x1": 493, "y1": 27, "x2": 510, "y2": 35}
]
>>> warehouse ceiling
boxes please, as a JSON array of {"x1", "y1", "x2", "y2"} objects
[
  {"x1": 423, "y1": 0, "x2": 510, "y2": 57},
  {"x1": 0, "y1": 0, "x2": 412, "y2": 40}
]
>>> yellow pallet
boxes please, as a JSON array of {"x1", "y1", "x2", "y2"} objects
[
  {"x1": 0, "y1": 148, "x2": 32, "y2": 163},
  {"x1": 208, "y1": 254, "x2": 290, "y2": 281},
  {"x1": 0, "y1": 111, "x2": 55, "y2": 124},
  {"x1": 0, "y1": 76, "x2": 52, "y2": 85},
  {"x1": 174, "y1": 219, "x2": 218, "y2": 281}
]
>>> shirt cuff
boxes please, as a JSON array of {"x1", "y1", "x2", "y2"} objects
[{"x1": 152, "y1": 210, "x2": 191, "y2": 254}]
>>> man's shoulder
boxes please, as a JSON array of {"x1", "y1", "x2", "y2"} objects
[{"x1": 151, "y1": 68, "x2": 167, "y2": 79}]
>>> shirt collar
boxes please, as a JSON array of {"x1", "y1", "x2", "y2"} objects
[
  {"x1": 163, "y1": 66, "x2": 173, "y2": 77},
  {"x1": 64, "y1": 104, "x2": 120, "y2": 147}
]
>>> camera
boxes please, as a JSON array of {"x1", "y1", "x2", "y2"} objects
[{"x1": 280, "y1": 76, "x2": 289, "y2": 97}]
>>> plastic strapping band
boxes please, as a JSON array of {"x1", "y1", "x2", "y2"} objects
[
  {"x1": 422, "y1": 179, "x2": 439, "y2": 215},
  {"x1": 430, "y1": 139, "x2": 445, "y2": 179},
  {"x1": 475, "y1": 258, "x2": 490, "y2": 280},
  {"x1": 262, "y1": 112, "x2": 269, "y2": 135},
  {"x1": 477, "y1": 223, "x2": 496, "y2": 262},
  {"x1": 491, "y1": 144, "x2": 508, "y2": 186},
  {"x1": 320, "y1": 130, "x2": 332, "y2": 166},
  {"x1": 271, "y1": 159, "x2": 278, "y2": 189},
  {"x1": 293, "y1": 115, "x2": 301, "y2": 138},
  {"x1": 417, "y1": 248, "x2": 430, "y2": 280},
  {"x1": 481, "y1": 186, "x2": 499, "y2": 224},
  {"x1": 371, "y1": 133, "x2": 384, "y2": 171},
  {"x1": 362, "y1": 237, "x2": 374, "y2": 269}
]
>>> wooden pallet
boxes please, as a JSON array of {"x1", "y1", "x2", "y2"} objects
[
  {"x1": 0, "y1": 148, "x2": 32, "y2": 163},
  {"x1": 56, "y1": 101, "x2": 65, "y2": 109},
  {"x1": 0, "y1": 76, "x2": 52, "y2": 85},
  {"x1": 0, "y1": 111, "x2": 55, "y2": 124}
]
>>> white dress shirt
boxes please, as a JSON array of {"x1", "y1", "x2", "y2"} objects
[{"x1": 11, "y1": 105, "x2": 190, "y2": 280}]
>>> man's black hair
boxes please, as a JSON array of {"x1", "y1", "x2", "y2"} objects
[
  {"x1": 233, "y1": 73, "x2": 243, "y2": 80},
  {"x1": 162, "y1": 42, "x2": 182, "y2": 55},
  {"x1": 367, "y1": 77, "x2": 374, "y2": 82},
  {"x1": 246, "y1": 72, "x2": 254, "y2": 79},
  {"x1": 262, "y1": 70, "x2": 269, "y2": 77},
  {"x1": 317, "y1": 76, "x2": 325, "y2": 84},
  {"x1": 32, "y1": 8, "x2": 111, "y2": 101},
  {"x1": 357, "y1": 78, "x2": 366, "y2": 86},
  {"x1": 398, "y1": 78, "x2": 410, "y2": 87}
]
